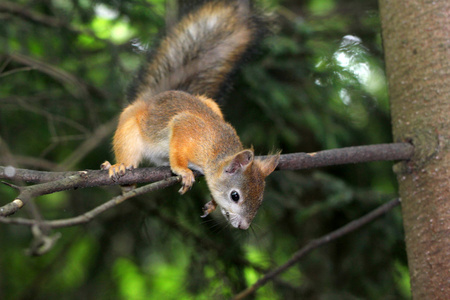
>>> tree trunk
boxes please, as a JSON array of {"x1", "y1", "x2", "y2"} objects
[{"x1": 378, "y1": 0, "x2": 450, "y2": 299}]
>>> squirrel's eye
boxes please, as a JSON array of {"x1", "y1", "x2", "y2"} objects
[{"x1": 230, "y1": 190, "x2": 240, "y2": 202}]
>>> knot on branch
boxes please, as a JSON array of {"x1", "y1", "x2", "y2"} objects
[
  {"x1": 394, "y1": 128, "x2": 440, "y2": 175},
  {"x1": 0, "y1": 199, "x2": 23, "y2": 217}
]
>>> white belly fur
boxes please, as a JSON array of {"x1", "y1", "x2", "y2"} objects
[{"x1": 141, "y1": 138, "x2": 204, "y2": 173}]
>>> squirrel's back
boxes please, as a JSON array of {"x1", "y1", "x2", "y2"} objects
[{"x1": 128, "y1": 0, "x2": 263, "y2": 102}]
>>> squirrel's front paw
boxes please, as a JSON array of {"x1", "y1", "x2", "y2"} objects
[
  {"x1": 101, "y1": 161, "x2": 133, "y2": 181},
  {"x1": 178, "y1": 170, "x2": 195, "y2": 195},
  {"x1": 201, "y1": 198, "x2": 217, "y2": 218}
]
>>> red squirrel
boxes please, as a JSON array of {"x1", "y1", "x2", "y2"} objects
[{"x1": 102, "y1": 1, "x2": 280, "y2": 230}]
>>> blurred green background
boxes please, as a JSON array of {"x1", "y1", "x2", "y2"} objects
[{"x1": 0, "y1": 0, "x2": 409, "y2": 299}]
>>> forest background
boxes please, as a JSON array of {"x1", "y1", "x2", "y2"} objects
[{"x1": 0, "y1": 0, "x2": 412, "y2": 299}]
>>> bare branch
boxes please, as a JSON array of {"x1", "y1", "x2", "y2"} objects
[
  {"x1": 0, "y1": 176, "x2": 181, "y2": 227},
  {"x1": 232, "y1": 198, "x2": 401, "y2": 299},
  {"x1": 0, "y1": 142, "x2": 412, "y2": 216},
  {"x1": 0, "y1": 142, "x2": 414, "y2": 184},
  {"x1": 0, "y1": 165, "x2": 177, "y2": 187},
  {"x1": 0, "y1": 171, "x2": 91, "y2": 216},
  {"x1": 6, "y1": 53, "x2": 96, "y2": 101},
  {"x1": 277, "y1": 143, "x2": 413, "y2": 170}
]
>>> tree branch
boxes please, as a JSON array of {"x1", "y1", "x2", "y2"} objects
[
  {"x1": 5, "y1": 53, "x2": 105, "y2": 102},
  {"x1": 0, "y1": 1, "x2": 111, "y2": 46},
  {"x1": 277, "y1": 143, "x2": 413, "y2": 170},
  {"x1": 0, "y1": 142, "x2": 413, "y2": 216},
  {"x1": 232, "y1": 198, "x2": 402, "y2": 299},
  {"x1": 0, "y1": 142, "x2": 414, "y2": 185},
  {"x1": 0, "y1": 143, "x2": 408, "y2": 257},
  {"x1": 0, "y1": 176, "x2": 181, "y2": 227},
  {"x1": 0, "y1": 1, "x2": 71, "y2": 28}
]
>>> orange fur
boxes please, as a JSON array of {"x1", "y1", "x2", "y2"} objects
[
  {"x1": 197, "y1": 95, "x2": 224, "y2": 119},
  {"x1": 103, "y1": 1, "x2": 279, "y2": 229},
  {"x1": 105, "y1": 101, "x2": 146, "y2": 177}
]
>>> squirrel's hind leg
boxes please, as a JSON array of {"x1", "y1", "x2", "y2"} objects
[{"x1": 103, "y1": 101, "x2": 148, "y2": 181}]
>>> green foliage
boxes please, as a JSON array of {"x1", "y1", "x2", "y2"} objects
[
  {"x1": 0, "y1": 0, "x2": 408, "y2": 299},
  {"x1": 113, "y1": 258, "x2": 148, "y2": 299}
]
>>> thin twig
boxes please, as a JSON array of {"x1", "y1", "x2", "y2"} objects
[
  {"x1": 232, "y1": 198, "x2": 401, "y2": 299},
  {"x1": 7, "y1": 53, "x2": 92, "y2": 101},
  {"x1": 0, "y1": 155, "x2": 58, "y2": 170},
  {"x1": 16, "y1": 97, "x2": 89, "y2": 134},
  {"x1": 0, "y1": 1, "x2": 109, "y2": 45},
  {"x1": 55, "y1": 118, "x2": 118, "y2": 171},
  {"x1": 0, "y1": 66, "x2": 35, "y2": 77}
]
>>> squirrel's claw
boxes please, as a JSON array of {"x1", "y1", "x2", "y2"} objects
[
  {"x1": 101, "y1": 161, "x2": 133, "y2": 181},
  {"x1": 201, "y1": 198, "x2": 217, "y2": 218},
  {"x1": 101, "y1": 161, "x2": 112, "y2": 170},
  {"x1": 178, "y1": 171, "x2": 195, "y2": 194}
]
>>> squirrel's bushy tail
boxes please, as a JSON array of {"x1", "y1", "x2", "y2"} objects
[{"x1": 129, "y1": 0, "x2": 262, "y2": 101}]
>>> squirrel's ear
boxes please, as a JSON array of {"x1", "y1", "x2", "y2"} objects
[
  {"x1": 225, "y1": 149, "x2": 254, "y2": 174},
  {"x1": 259, "y1": 152, "x2": 280, "y2": 177}
]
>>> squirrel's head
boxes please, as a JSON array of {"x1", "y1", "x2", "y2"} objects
[{"x1": 208, "y1": 149, "x2": 280, "y2": 230}]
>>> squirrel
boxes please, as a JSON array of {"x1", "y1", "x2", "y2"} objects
[{"x1": 101, "y1": 0, "x2": 280, "y2": 230}]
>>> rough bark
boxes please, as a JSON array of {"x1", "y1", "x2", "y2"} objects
[{"x1": 379, "y1": 0, "x2": 450, "y2": 299}]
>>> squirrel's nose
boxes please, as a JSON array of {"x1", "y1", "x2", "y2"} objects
[{"x1": 238, "y1": 220, "x2": 249, "y2": 230}]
